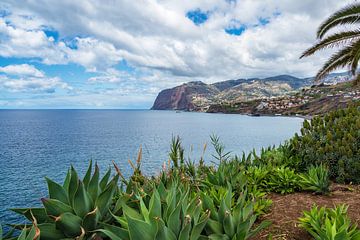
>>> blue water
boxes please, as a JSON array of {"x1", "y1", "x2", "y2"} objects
[{"x1": 0, "y1": 110, "x2": 303, "y2": 226}]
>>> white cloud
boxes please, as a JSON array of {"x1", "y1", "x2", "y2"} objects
[
  {"x1": 0, "y1": 64, "x2": 44, "y2": 77},
  {"x1": 1, "y1": 76, "x2": 69, "y2": 93},
  {"x1": 0, "y1": 0, "x2": 356, "y2": 91}
]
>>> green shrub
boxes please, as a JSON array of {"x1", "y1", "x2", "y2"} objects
[
  {"x1": 299, "y1": 204, "x2": 360, "y2": 240},
  {"x1": 300, "y1": 165, "x2": 330, "y2": 195},
  {"x1": 200, "y1": 185, "x2": 271, "y2": 240},
  {"x1": 267, "y1": 167, "x2": 301, "y2": 194},
  {"x1": 9, "y1": 161, "x2": 119, "y2": 239},
  {"x1": 290, "y1": 103, "x2": 360, "y2": 183},
  {"x1": 100, "y1": 182, "x2": 210, "y2": 240}
]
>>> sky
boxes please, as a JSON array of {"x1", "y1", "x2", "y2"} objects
[{"x1": 0, "y1": 0, "x2": 354, "y2": 109}]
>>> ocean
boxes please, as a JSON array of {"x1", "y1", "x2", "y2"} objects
[{"x1": 0, "y1": 109, "x2": 303, "y2": 225}]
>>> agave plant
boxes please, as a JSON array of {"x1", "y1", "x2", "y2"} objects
[
  {"x1": 1, "y1": 224, "x2": 40, "y2": 240},
  {"x1": 300, "y1": 2, "x2": 360, "y2": 84},
  {"x1": 299, "y1": 204, "x2": 360, "y2": 240},
  {"x1": 300, "y1": 165, "x2": 330, "y2": 195},
  {"x1": 201, "y1": 185, "x2": 271, "y2": 240},
  {"x1": 99, "y1": 181, "x2": 210, "y2": 240},
  {"x1": 267, "y1": 166, "x2": 301, "y2": 194},
  {"x1": 11, "y1": 161, "x2": 119, "y2": 239}
]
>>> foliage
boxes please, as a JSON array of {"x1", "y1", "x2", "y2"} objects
[
  {"x1": 299, "y1": 204, "x2": 360, "y2": 240},
  {"x1": 300, "y1": 2, "x2": 360, "y2": 84},
  {"x1": 267, "y1": 167, "x2": 301, "y2": 194},
  {"x1": 200, "y1": 185, "x2": 271, "y2": 240},
  {"x1": 1, "y1": 223, "x2": 40, "y2": 240},
  {"x1": 100, "y1": 182, "x2": 210, "y2": 240},
  {"x1": 290, "y1": 103, "x2": 360, "y2": 183},
  {"x1": 300, "y1": 165, "x2": 330, "y2": 195},
  {"x1": 8, "y1": 161, "x2": 119, "y2": 239},
  {"x1": 4, "y1": 120, "x2": 359, "y2": 239}
]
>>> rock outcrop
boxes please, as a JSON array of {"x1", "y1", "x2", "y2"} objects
[{"x1": 151, "y1": 73, "x2": 352, "y2": 111}]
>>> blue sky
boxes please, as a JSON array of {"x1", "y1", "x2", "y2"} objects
[{"x1": 0, "y1": 0, "x2": 351, "y2": 109}]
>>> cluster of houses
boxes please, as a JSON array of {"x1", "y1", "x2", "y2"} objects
[{"x1": 256, "y1": 95, "x2": 311, "y2": 111}]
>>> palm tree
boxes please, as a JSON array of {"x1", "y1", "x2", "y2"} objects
[{"x1": 300, "y1": 3, "x2": 360, "y2": 85}]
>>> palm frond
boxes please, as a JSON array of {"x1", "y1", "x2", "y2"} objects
[
  {"x1": 315, "y1": 46, "x2": 354, "y2": 81},
  {"x1": 317, "y1": 3, "x2": 360, "y2": 39},
  {"x1": 301, "y1": 30, "x2": 360, "y2": 58},
  {"x1": 350, "y1": 39, "x2": 360, "y2": 74}
]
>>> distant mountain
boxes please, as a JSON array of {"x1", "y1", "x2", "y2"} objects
[{"x1": 151, "y1": 73, "x2": 351, "y2": 111}]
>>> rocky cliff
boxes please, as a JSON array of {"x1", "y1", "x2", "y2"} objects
[{"x1": 151, "y1": 73, "x2": 352, "y2": 111}]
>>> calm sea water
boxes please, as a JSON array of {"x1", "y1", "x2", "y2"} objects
[{"x1": 0, "y1": 110, "x2": 303, "y2": 225}]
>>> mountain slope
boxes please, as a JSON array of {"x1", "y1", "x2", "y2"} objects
[{"x1": 151, "y1": 72, "x2": 352, "y2": 111}]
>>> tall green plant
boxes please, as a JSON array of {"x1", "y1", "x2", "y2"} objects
[
  {"x1": 300, "y1": 165, "x2": 330, "y2": 195},
  {"x1": 201, "y1": 185, "x2": 271, "y2": 240},
  {"x1": 299, "y1": 205, "x2": 360, "y2": 240},
  {"x1": 99, "y1": 182, "x2": 210, "y2": 240},
  {"x1": 10, "y1": 161, "x2": 119, "y2": 239}
]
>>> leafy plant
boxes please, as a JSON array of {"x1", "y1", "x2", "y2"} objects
[
  {"x1": 99, "y1": 182, "x2": 210, "y2": 240},
  {"x1": 299, "y1": 204, "x2": 360, "y2": 240},
  {"x1": 201, "y1": 185, "x2": 271, "y2": 240},
  {"x1": 210, "y1": 134, "x2": 231, "y2": 163},
  {"x1": 10, "y1": 161, "x2": 119, "y2": 239},
  {"x1": 267, "y1": 166, "x2": 301, "y2": 194},
  {"x1": 290, "y1": 103, "x2": 360, "y2": 183},
  {"x1": 300, "y1": 165, "x2": 330, "y2": 195}
]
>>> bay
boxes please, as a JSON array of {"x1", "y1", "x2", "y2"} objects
[{"x1": 0, "y1": 109, "x2": 303, "y2": 224}]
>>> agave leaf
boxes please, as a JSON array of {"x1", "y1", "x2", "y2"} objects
[
  {"x1": 95, "y1": 175, "x2": 118, "y2": 216},
  {"x1": 223, "y1": 211, "x2": 235, "y2": 237},
  {"x1": 11, "y1": 208, "x2": 50, "y2": 224},
  {"x1": 17, "y1": 226, "x2": 27, "y2": 240},
  {"x1": 179, "y1": 215, "x2": 192, "y2": 240},
  {"x1": 45, "y1": 177, "x2": 69, "y2": 205},
  {"x1": 155, "y1": 217, "x2": 177, "y2": 240},
  {"x1": 82, "y1": 207, "x2": 100, "y2": 231},
  {"x1": 139, "y1": 198, "x2": 150, "y2": 223},
  {"x1": 41, "y1": 198, "x2": 73, "y2": 217},
  {"x1": 218, "y1": 199, "x2": 228, "y2": 225},
  {"x1": 201, "y1": 193, "x2": 218, "y2": 220},
  {"x1": 99, "y1": 168, "x2": 111, "y2": 191},
  {"x1": 88, "y1": 164, "x2": 100, "y2": 202},
  {"x1": 83, "y1": 160, "x2": 92, "y2": 189},
  {"x1": 55, "y1": 212, "x2": 82, "y2": 238},
  {"x1": 25, "y1": 224, "x2": 40, "y2": 240},
  {"x1": 190, "y1": 210, "x2": 210, "y2": 240},
  {"x1": 206, "y1": 219, "x2": 223, "y2": 235},
  {"x1": 37, "y1": 223, "x2": 66, "y2": 240},
  {"x1": 121, "y1": 204, "x2": 142, "y2": 221},
  {"x1": 101, "y1": 222, "x2": 129, "y2": 240},
  {"x1": 68, "y1": 166, "x2": 80, "y2": 206},
  {"x1": 63, "y1": 169, "x2": 71, "y2": 193},
  {"x1": 96, "y1": 229, "x2": 125, "y2": 240},
  {"x1": 149, "y1": 188, "x2": 162, "y2": 219},
  {"x1": 126, "y1": 214, "x2": 156, "y2": 240},
  {"x1": 167, "y1": 202, "x2": 182, "y2": 237},
  {"x1": 73, "y1": 180, "x2": 92, "y2": 218}
]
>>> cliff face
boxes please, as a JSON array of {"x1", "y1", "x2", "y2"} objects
[
  {"x1": 151, "y1": 73, "x2": 351, "y2": 111},
  {"x1": 151, "y1": 81, "x2": 219, "y2": 110}
]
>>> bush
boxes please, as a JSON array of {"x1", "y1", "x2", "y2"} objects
[
  {"x1": 299, "y1": 204, "x2": 360, "y2": 240},
  {"x1": 300, "y1": 165, "x2": 330, "y2": 195},
  {"x1": 290, "y1": 103, "x2": 360, "y2": 183},
  {"x1": 267, "y1": 167, "x2": 301, "y2": 194}
]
